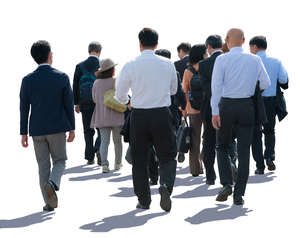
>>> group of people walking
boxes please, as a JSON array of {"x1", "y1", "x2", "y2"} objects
[{"x1": 19, "y1": 27, "x2": 288, "y2": 213}]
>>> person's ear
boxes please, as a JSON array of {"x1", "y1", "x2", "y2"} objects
[
  {"x1": 48, "y1": 52, "x2": 53, "y2": 64},
  {"x1": 154, "y1": 44, "x2": 158, "y2": 50}
]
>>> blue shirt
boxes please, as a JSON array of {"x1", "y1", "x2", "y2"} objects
[
  {"x1": 211, "y1": 47, "x2": 271, "y2": 115},
  {"x1": 256, "y1": 51, "x2": 288, "y2": 97}
]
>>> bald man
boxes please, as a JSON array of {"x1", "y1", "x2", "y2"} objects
[{"x1": 211, "y1": 28, "x2": 271, "y2": 205}]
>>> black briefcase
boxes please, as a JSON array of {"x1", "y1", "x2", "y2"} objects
[{"x1": 176, "y1": 118, "x2": 192, "y2": 153}]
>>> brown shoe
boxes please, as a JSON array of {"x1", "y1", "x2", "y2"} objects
[{"x1": 44, "y1": 182, "x2": 58, "y2": 208}]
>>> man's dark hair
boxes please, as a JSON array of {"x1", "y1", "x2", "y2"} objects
[
  {"x1": 96, "y1": 67, "x2": 115, "y2": 79},
  {"x1": 189, "y1": 44, "x2": 207, "y2": 65},
  {"x1": 249, "y1": 36, "x2": 267, "y2": 49},
  {"x1": 177, "y1": 42, "x2": 191, "y2": 53},
  {"x1": 88, "y1": 41, "x2": 102, "y2": 53},
  {"x1": 138, "y1": 28, "x2": 158, "y2": 47},
  {"x1": 155, "y1": 49, "x2": 171, "y2": 59},
  {"x1": 30, "y1": 40, "x2": 51, "y2": 64},
  {"x1": 205, "y1": 35, "x2": 222, "y2": 49}
]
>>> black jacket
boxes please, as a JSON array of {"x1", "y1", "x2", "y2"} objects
[
  {"x1": 174, "y1": 55, "x2": 189, "y2": 81},
  {"x1": 73, "y1": 56, "x2": 100, "y2": 105},
  {"x1": 197, "y1": 51, "x2": 222, "y2": 120}
]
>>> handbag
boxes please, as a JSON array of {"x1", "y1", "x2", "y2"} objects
[
  {"x1": 103, "y1": 88, "x2": 127, "y2": 113},
  {"x1": 176, "y1": 118, "x2": 192, "y2": 153}
]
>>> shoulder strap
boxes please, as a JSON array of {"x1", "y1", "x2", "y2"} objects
[{"x1": 188, "y1": 65, "x2": 198, "y2": 75}]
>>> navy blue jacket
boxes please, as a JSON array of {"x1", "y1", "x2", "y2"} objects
[{"x1": 20, "y1": 65, "x2": 75, "y2": 136}]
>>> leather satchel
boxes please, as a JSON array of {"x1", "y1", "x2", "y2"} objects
[
  {"x1": 253, "y1": 81, "x2": 268, "y2": 124},
  {"x1": 103, "y1": 89, "x2": 127, "y2": 113},
  {"x1": 176, "y1": 118, "x2": 192, "y2": 153}
]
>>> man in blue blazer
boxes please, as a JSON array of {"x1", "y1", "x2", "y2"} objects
[{"x1": 20, "y1": 40, "x2": 75, "y2": 211}]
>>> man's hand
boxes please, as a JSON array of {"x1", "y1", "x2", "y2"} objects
[
  {"x1": 212, "y1": 115, "x2": 221, "y2": 130},
  {"x1": 127, "y1": 103, "x2": 132, "y2": 111},
  {"x1": 67, "y1": 131, "x2": 75, "y2": 142},
  {"x1": 75, "y1": 105, "x2": 80, "y2": 114},
  {"x1": 21, "y1": 135, "x2": 28, "y2": 148}
]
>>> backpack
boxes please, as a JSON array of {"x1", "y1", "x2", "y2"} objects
[
  {"x1": 79, "y1": 63, "x2": 96, "y2": 104},
  {"x1": 188, "y1": 66, "x2": 208, "y2": 110}
]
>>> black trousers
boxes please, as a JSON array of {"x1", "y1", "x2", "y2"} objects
[
  {"x1": 216, "y1": 98, "x2": 254, "y2": 198},
  {"x1": 252, "y1": 97, "x2": 276, "y2": 170},
  {"x1": 80, "y1": 104, "x2": 101, "y2": 161},
  {"x1": 148, "y1": 147, "x2": 159, "y2": 183},
  {"x1": 130, "y1": 107, "x2": 177, "y2": 205},
  {"x1": 202, "y1": 118, "x2": 216, "y2": 181}
]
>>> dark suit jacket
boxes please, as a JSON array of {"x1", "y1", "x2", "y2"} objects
[
  {"x1": 197, "y1": 51, "x2": 222, "y2": 120},
  {"x1": 20, "y1": 65, "x2": 75, "y2": 136},
  {"x1": 73, "y1": 56, "x2": 100, "y2": 105},
  {"x1": 174, "y1": 55, "x2": 189, "y2": 81}
]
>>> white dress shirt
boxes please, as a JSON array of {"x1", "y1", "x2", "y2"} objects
[
  {"x1": 211, "y1": 47, "x2": 271, "y2": 115},
  {"x1": 115, "y1": 50, "x2": 178, "y2": 109}
]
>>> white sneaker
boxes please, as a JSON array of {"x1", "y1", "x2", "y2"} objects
[
  {"x1": 102, "y1": 165, "x2": 109, "y2": 173},
  {"x1": 114, "y1": 163, "x2": 123, "y2": 171}
]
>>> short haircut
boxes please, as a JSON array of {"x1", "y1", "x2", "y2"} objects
[
  {"x1": 138, "y1": 28, "x2": 158, "y2": 47},
  {"x1": 88, "y1": 41, "x2": 102, "y2": 53},
  {"x1": 177, "y1": 42, "x2": 191, "y2": 53},
  {"x1": 95, "y1": 67, "x2": 115, "y2": 79},
  {"x1": 189, "y1": 44, "x2": 207, "y2": 64},
  {"x1": 30, "y1": 40, "x2": 51, "y2": 64},
  {"x1": 249, "y1": 36, "x2": 267, "y2": 49},
  {"x1": 205, "y1": 35, "x2": 222, "y2": 49},
  {"x1": 155, "y1": 49, "x2": 171, "y2": 59}
]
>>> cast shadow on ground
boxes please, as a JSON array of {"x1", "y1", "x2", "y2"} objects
[
  {"x1": 247, "y1": 172, "x2": 276, "y2": 184},
  {"x1": 176, "y1": 166, "x2": 190, "y2": 175},
  {"x1": 185, "y1": 204, "x2": 253, "y2": 225},
  {"x1": 108, "y1": 175, "x2": 132, "y2": 183},
  {"x1": 64, "y1": 164, "x2": 99, "y2": 175},
  {"x1": 69, "y1": 172, "x2": 121, "y2": 182},
  {"x1": 80, "y1": 209, "x2": 166, "y2": 232},
  {"x1": 173, "y1": 184, "x2": 219, "y2": 199},
  {"x1": 0, "y1": 211, "x2": 54, "y2": 229},
  {"x1": 110, "y1": 187, "x2": 159, "y2": 198},
  {"x1": 174, "y1": 175, "x2": 205, "y2": 187}
]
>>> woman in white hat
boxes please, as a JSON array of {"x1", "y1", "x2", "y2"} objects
[{"x1": 90, "y1": 58, "x2": 124, "y2": 173}]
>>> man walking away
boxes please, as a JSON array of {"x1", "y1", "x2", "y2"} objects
[
  {"x1": 249, "y1": 36, "x2": 288, "y2": 174},
  {"x1": 73, "y1": 42, "x2": 102, "y2": 165},
  {"x1": 20, "y1": 40, "x2": 75, "y2": 211},
  {"x1": 211, "y1": 29, "x2": 271, "y2": 205},
  {"x1": 175, "y1": 42, "x2": 191, "y2": 80},
  {"x1": 115, "y1": 28, "x2": 178, "y2": 212}
]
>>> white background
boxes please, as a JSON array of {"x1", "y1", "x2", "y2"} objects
[{"x1": 0, "y1": 0, "x2": 299, "y2": 237}]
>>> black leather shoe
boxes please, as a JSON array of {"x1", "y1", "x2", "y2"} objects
[
  {"x1": 216, "y1": 185, "x2": 232, "y2": 202},
  {"x1": 177, "y1": 152, "x2": 185, "y2": 163},
  {"x1": 192, "y1": 174, "x2": 199, "y2": 177},
  {"x1": 149, "y1": 180, "x2": 158, "y2": 186},
  {"x1": 96, "y1": 152, "x2": 101, "y2": 166},
  {"x1": 159, "y1": 185, "x2": 172, "y2": 212},
  {"x1": 87, "y1": 159, "x2": 95, "y2": 165},
  {"x1": 266, "y1": 160, "x2": 276, "y2": 171},
  {"x1": 233, "y1": 196, "x2": 244, "y2": 205},
  {"x1": 136, "y1": 202, "x2": 150, "y2": 210},
  {"x1": 255, "y1": 169, "x2": 264, "y2": 175},
  {"x1": 43, "y1": 204, "x2": 54, "y2": 212},
  {"x1": 206, "y1": 180, "x2": 215, "y2": 185},
  {"x1": 44, "y1": 182, "x2": 58, "y2": 208}
]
